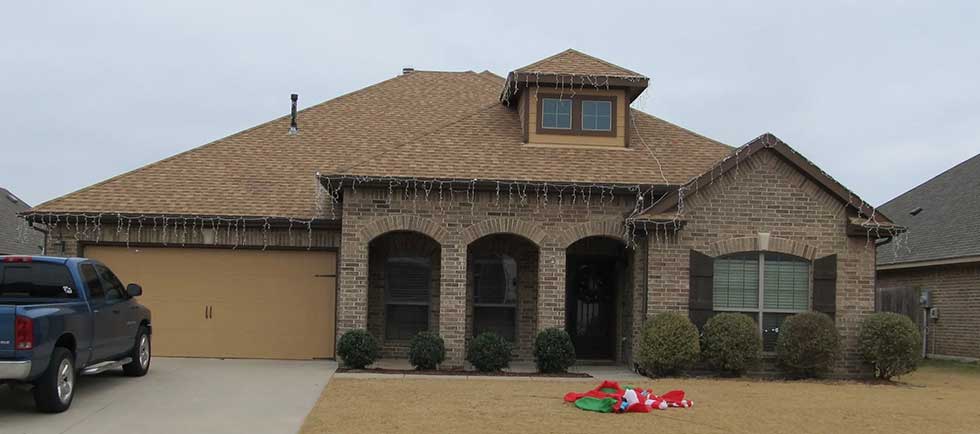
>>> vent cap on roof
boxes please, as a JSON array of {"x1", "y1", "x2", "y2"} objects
[
  {"x1": 909, "y1": 207, "x2": 923, "y2": 216},
  {"x1": 402, "y1": 67, "x2": 415, "y2": 75},
  {"x1": 6, "y1": 193, "x2": 18, "y2": 204}
]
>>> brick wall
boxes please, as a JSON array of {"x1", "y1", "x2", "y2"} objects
[
  {"x1": 646, "y1": 149, "x2": 878, "y2": 375},
  {"x1": 877, "y1": 263, "x2": 980, "y2": 360},
  {"x1": 336, "y1": 186, "x2": 639, "y2": 367}
]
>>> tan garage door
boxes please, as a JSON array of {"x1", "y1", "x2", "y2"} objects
[{"x1": 84, "y1": 246, "x2": 336, "y2": 360}]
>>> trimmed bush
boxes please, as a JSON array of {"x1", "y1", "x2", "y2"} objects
[
  {"x1": 637, "y1": 312, "x2": 700, "y2": 376},
  {"x1": 467, "y1": 332, "x2": 513, "y2": 372},
  {"x1": 337, "y1": 329, "x2": 380, "y2": 369},
  {"x1": 776, "y1": 312, "x2": 840, "y2": 378},
  {"x1": 533, "y1": 328, "x2": 576, "y2": 373},
  {"x1": 859, "y1": 312, "x2": 922, "y2": 380},
  {"x1": 701, "y1": 313, "x2": 762, "y2": 376},
  {"x1": 408, "y1": 331, "x2": 446, "y2": 370}
]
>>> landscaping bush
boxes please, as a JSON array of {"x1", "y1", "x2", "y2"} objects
[
  {"x1": 637, "y1": 312, "x2": 700, "y2": 376},
  {"x1": 408, "y1": 331, "x2": 446, "y2": 370},
  {"x1": 701, "y1": 313, "x2": 762, "y2": 376},
  {"x1": 337, "y1": 329, "x2": 380, "y2": 369},
  {"x1": 859, "y1": 312, "x2": 922, "y2": 380},
  {"x1": 533, "y1": 328, "x2": 576, "y2": 373},
  {"x1": 776, "y1": 312, "x2": 840, "y2": 378},
  {"x1": 467, "y1": 332, "x2": 512, "y2": 372}
]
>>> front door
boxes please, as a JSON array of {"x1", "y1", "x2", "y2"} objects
[{"x1": 566, "y1": 256, "x2": 618, "y2": 359}]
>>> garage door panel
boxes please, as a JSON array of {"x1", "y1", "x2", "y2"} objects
[{"x1": 84, "y1": 246, "x2": 336, "y2": 360}]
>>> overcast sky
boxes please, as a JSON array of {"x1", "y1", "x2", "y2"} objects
[{"x1": 2, "y1": 1, "x2": 978, "y2": 209}]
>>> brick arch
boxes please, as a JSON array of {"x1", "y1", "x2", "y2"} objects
[
  {"x1": 708, "y1": 235, "x2": 818, "y2": 260},
  {"x1": 556, "y1": 220, "x2": 626, "y2": 249},
  {"x1": 359, "y1": 214, "x2": 449, "y2": 245},
  {"x1": 459, "y1": 218, "x2": 548, "y2": 247}
]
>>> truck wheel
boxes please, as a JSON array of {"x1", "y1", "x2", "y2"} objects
[
  {"x1": 34, "y1": 347, "x2": 75, "y2": 413},
  {"x1": 123, "y1": 326, "x2": 151, "y2": 377}
]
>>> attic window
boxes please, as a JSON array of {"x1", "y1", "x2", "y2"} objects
[{"x1": 541, "y1": 98, "x2": 572, "y2": 129}]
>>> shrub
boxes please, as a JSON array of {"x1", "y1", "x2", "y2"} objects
[
  {"x1": 701, "y1": 313, "x2": 762, "y2": 376},
  {"x1": 467, "y1": 332, "x2": 512, "y2": 372},
  {"x1": 337, "y1": 329, "x2": 380, "y2": 369},
  {"x1": 776, "y1": 312, "x2": 840, "y2": 378},
  {"x1": 859, "y1": 312, "x2": 922, "y2": 380},
  {"x1": 408, "y1": 331, "x2": 446, "y2": 370},
  {"x1": 637, "y1": 312, "x2": 700, "y2": 376},
  {"x1": 533, "y1": 328, "x2": 576, "y2": 373}
]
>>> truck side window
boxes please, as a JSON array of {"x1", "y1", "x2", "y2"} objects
[
  {"x1": 94, "y1": 264, "x2": 125, "y2": 302},
  {"x1": 80, "y1": 264, "x2": 105, "y2": 299}
]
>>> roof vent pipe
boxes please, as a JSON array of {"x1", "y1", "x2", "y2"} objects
[
  {"x1": 288, "y1": 93, "x2": 299, "y2": 135},
  {"x1": 402, "y1": 67, "x2": 414, "y2": 75}
]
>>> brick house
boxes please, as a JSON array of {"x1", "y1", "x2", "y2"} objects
[
  {"x1": 23, "y1": 50, "x2": 901, "y2": 373},
  {"x1": 877, "y1": 153, "x2": 980, "y2": 361}
]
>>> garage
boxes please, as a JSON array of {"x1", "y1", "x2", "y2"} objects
[{"x1": 84, "y1": 246, "x2": 336, "y2": 360}]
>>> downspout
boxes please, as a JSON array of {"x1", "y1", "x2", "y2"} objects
[{"x1": 30, "y1": 222, "x2": 48, "y2": 255}]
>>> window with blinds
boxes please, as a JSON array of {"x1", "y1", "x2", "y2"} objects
[
  {"x1": 385, "y1": 257, "x2": 431, "y2": 340},
  {"x1": 473, "y1": 255, "x2": 518, "y2": 341}
]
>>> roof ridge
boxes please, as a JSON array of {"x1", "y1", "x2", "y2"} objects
[
  {"x1": 31, "y1": 73, "x2": 416, "y2": 212},
  {"x1": 516, "y1": 48, "x2": 645, "y2": 77},
  {"x1": 333, "y1": 100, "x2": 503, "y2": 174},
  {"x1": 879, "y1": 152, "x2": 980, "y2": 208}
]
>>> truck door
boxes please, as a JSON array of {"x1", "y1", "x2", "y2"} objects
[
  {"x1": 80, "y1": 263, "x2": 118, "y2": 361},
  {"x1": 93, "y1": 263, "x2": 137, "y2": 358}
]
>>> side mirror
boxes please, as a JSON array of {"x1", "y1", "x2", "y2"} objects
[{"x1": 126, "y1": 283, "x2": 143, "y2": 297}]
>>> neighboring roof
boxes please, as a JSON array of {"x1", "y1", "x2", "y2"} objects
[
  {"x1": 877, "y1": 153, "x2": 980, "y2": 266},
  {"x1": 329, "y1": 107, "x2": 731, "y2": 185},
  {"x1": 514, "y1": 49, "x2": 647, "y2": 78},
  {"x1": 30, "y1": 50, "x2": 732, "y2": 221},
  {"x1": 0, "y1": 187, "x2": 43, "y2": 254},
  {"x1": 633, "y1": 133, "x2": 901, "y2": 231}
]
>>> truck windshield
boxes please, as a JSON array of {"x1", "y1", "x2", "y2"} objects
[{"x1": 0, "y1": 262, "x2": 77, "y2": 299}]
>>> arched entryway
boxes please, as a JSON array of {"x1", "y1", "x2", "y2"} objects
[
  {"x1": 466, "y1": 234, "x2": 539, "y2": 360},
  {"x1": 565, "y1": 236, "x2": 630, "y2": 360},
  {"x1": 367, "y1": 231, "x2": 441, "y2": 358}
]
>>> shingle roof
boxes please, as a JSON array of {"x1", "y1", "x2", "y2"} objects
[
  {"x1": 30, "y1": 51, "x2": 730, "y2": 220},
  {"x1": 0, "y1": 187, "x2": 43, "y2": 254},
  {"x1": 878, "y1": 153, "x2": 980, "y2": 265},
  {"x1": 514, "y1": 49, "x2": 646, "y2": 78}
]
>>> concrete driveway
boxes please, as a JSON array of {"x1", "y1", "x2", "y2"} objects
[{"x1": 0, "y1": 357, "x2": 336, "y2": 434}]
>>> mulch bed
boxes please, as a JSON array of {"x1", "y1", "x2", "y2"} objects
[{"x1": 337, "y1": 367, "x2": 592, "y2": 378}]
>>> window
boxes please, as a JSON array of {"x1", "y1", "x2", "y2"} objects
[
  {"x1": 472, "y1": 255, "x2": 518, "y2": 341},
  {"x1": 0, "y1": 262, "x2": 76, "y2": 299},
  {"x1": 713, "y1": 252, "x2": 810, "y2": 351},
  {"x1": 80, "y1": 264, "x2": 104, "y2": 298},
  {"x1": 541, "y1": 98, "x2": 572, "y2": 129},
  {"x1": 581, "y1": 100, "x2": 612, "y2": 131},
  {"x1": 95, "y1": 264, "x2": 126, "y2": 302},
  {"x1": 385, "y1": 257, "x2": 431, "y2": 340}
]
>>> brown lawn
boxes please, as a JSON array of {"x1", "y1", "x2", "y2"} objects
[{"x1": 300, "y1": 361, "x2": 980, "y2": 434}]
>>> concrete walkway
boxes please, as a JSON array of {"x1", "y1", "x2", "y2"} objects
[
  {"x1": 0, "y1": 357, "x2": 336, "y2": 434},
  {"x1": 336, "y1": 359, "x2": 646, "y2": 381}
]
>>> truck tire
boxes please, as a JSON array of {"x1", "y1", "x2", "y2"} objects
[
  {"x1": 34, "y1": 347, "x2": 76, "y2": 413},
  {"x1": 123, "y1": 326, "x2": 151, "y2": 377}
]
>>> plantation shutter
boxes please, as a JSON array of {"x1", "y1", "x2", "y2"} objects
[
  {"x1": 689, "y1": 250, "x2": 714, "y2": 330},
  {"x1": 812, "y1": 254, "x2": 837, "y2": 315}
]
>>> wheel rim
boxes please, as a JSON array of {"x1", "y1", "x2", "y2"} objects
[
  {"x1": 57, "y1": 359, "x2": 74, "y2": 403},
  {"x1": 139, "y1": 335, "x2": 150, "y2": 368}
]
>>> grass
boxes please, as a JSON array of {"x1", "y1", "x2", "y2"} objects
[{"x1": 300, "y1": 362, "x2": 980, "y2": 434}]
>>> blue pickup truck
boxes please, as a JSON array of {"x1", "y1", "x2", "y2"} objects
[{"x1": 0, "y1": 255, "x2": 152, "y2": 413}]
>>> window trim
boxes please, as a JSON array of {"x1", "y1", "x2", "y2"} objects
[
  {"x1": 535, "y1": 93, "x2": 617, "y2": 137},
  {"x1": 712, "y1": 252, "x2": 812, "y2": 352}
]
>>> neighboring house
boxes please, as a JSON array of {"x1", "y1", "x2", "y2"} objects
[
  {"x1": 877, "y1": 153, "x2": 980, "y2": 361},
  {"x1": 24, "y1": 49, "x2": 900, "y2": 374},
  {"x1": 0, "y1": 187, "x2": 43, "y2": 255}
]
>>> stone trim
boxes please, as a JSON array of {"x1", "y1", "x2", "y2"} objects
[
  {"x1": 555, "y1": 219, "x2": 625, "y2": 249},
  {"x1": 707, "y1": 234, "x2": 818, "y2": 260},
  {"x1": 459, "y1": 218, "x2": 549, "y2": 247},
  {"x1": 359, "y1": 215, "x2": 449, "y2": 246}
]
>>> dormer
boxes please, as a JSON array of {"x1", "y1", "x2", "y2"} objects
[{"x1": 501, "y1": 49, "x2": 649, "y2": 148}]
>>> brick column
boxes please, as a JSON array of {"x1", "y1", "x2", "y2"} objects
[
  {"x1": 336, "y1": 221, "x2": 368, "y2": 349},
  {"x1": 537, "y1": 244, "x2": 566, "y2": 330},
  {"x1": 438, "y1": 243, "x2": 467, "y2": 367}
]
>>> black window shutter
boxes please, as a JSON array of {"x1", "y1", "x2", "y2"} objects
[
  {"x1": 812, "y1": 254, "x2": 837, "y2": 314},
  {"x1": 689, "y1": 250, "x2": 714, "y2": 330}
]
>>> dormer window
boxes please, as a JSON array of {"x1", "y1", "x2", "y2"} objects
[
  {"x1": 582, "y1": 100, "x2": 612, "y2": 131},
  {"x1": 541, "y1": 98, "x2": 572, "y2": 129}
]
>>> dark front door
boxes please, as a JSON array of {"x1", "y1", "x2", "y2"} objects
[{"x1": 566, "y1": 256, "x2": 618, "y2": 359}]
